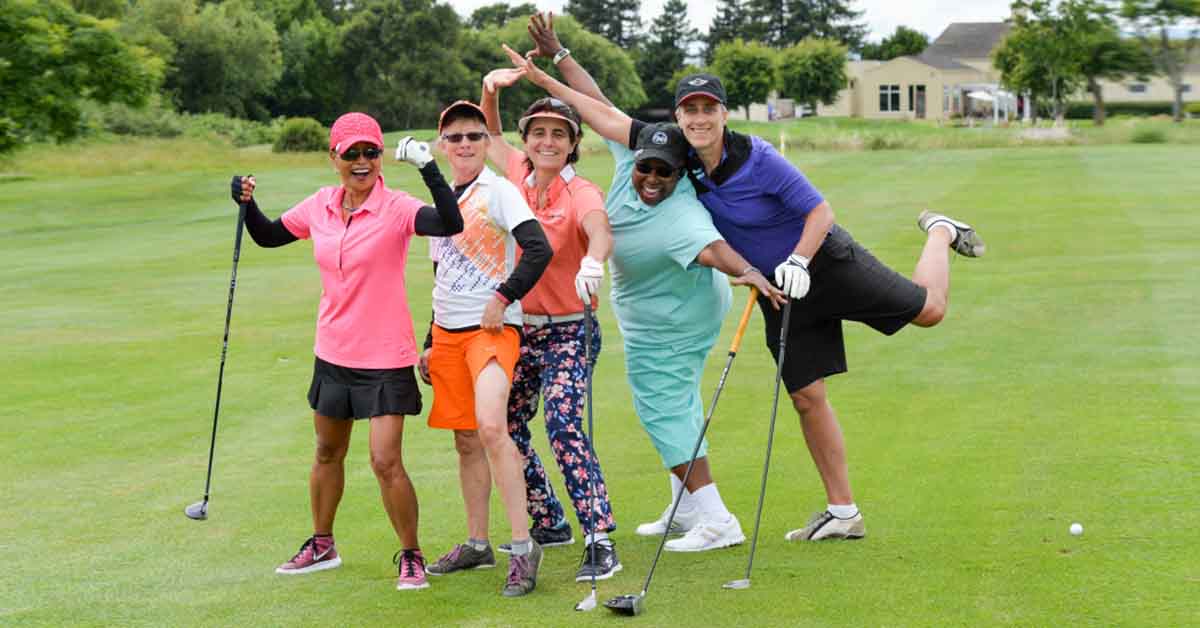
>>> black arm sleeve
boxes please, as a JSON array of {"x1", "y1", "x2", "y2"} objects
[
  {"x1": 413, "y1": 161, "x2": 464, "y2": 237},
  {"x1": 244, "y1": 198, "x2": 299, "y2": 248},
  {"x1": 423, "y1": 262, "x2": 438, "y2": 351},
  {"x1": 629, "y1": 119, "x2": 648, "y2": 150},
  {"x1": 495, "y1": 219, "x2": 553, "y2": 304}
]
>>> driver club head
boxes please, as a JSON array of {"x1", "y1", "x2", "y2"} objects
[
  {"x1": 575, "y1": 590, "x2": 597, "y2": 612},
  {"x1": 184, "y1": 500, "x2": 208, "y2": 520},
  {"x1": 604, "y1": 594, "x2": 645, "y2": 616},
  {"x1": 722, "y1": 578, "x2": 751, "y2": 590}
]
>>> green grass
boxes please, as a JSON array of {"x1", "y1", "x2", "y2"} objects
[{"x1": 2, "y1": 134, "x2": 1198, "y2": 626}]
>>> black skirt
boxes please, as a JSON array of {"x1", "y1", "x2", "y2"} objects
[{"x1": 307, "y1": 356, "x2": 423, "y2": 420}]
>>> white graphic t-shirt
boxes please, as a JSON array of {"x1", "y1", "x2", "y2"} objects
[{"x1": 431, "y1": 166, "x2": 536, "y2": 329}]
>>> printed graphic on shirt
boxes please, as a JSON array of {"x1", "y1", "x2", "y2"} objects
[{"x1": 437, "y1": 188, "x2": 507, "y2": 293}]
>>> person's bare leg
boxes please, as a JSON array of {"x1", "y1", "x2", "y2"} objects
[
  {"x1": 455, "y1": 429, "x2": 491, "y2": 540},
  {"x1": 670, "y1": 456, "x2": 714, "y2": 493},
  {"x1": 311, "y1": 413, "x2": 353, "y2": 534},
  {"x1": 368, "y1": 414, "x2": 419, "y2": 548},
  {"x1": 789, "y1": 379, "x2": 853, "y2": 505},
  {"x1": 912, "y1": 227, "x2": 952, "y2": 327},
  {"x1": 474, "y1": 360, "x2": 529, "y2": 543}
]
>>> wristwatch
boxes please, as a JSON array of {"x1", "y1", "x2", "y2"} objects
[{"x1": 552, "y1": 48, "x2": 571, "y2": 65}]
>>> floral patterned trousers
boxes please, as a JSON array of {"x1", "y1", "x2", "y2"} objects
[{"x1": 506, "y1": 314, "x2": 616, "y2": 534}]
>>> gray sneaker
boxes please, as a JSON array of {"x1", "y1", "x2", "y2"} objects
[
  {"x1": 501, "y1": 541, "x2": 543, "y2": 597},
  {"x1": 784, "y1": 510, "x2": 866, "y2": 541},
  {"x1": 426, "y1": 543, "x2": 496, "y2": 576},
  {"x1": 918, "y1": 210, "x2": 985, "y2": 258}
]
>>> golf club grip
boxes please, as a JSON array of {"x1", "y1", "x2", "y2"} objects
[{"x1": 729, "y1": 287, "x2": 758, "y2": 355}]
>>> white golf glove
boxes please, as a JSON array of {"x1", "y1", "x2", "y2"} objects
[
  {"x1": 774, "y1": 254, "x2": 811, "y2": 299},
  {"x1": 575, "y1": 255, "x2": 604, "y2": 304},
  {"x1": 395, "y1": 136, "x2": 433, "y2": 168}
]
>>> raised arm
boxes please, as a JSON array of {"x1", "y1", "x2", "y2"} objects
[
  {"x1": 526, "y1": 12, "x2": 612, "y2": 107},
  {"x1": 479, "y1": 67, "x2": 526, "y2": 169},
  {"x1": 504, "y1": 44, "x2": 631, "y2": 146}
]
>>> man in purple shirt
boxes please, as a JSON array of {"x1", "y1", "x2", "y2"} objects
[{"x1": 670, "y1": 73, "x2": 986, "y2": 542}]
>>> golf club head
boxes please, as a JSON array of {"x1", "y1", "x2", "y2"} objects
[
  {"x1": 604, "y1": 594, "x2": 644, "y2": 616},
  {"x1": 575, "y1": 591, "x2": 597, "y2": 612},
  {"x1": 722, "y1": 578, "x2": 751, "y2": 590},
  {"x1": 184, "y1": 500, "x2": 208, "y2": 520}
]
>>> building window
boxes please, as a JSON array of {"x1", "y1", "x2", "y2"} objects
[
  {"x1": 1183, "y1": 84, "x2": 1192, "y2": 93},
  {"x1": 1128, "y1": 83, "x2": 1147, "y2": 93},
  {"x1": 880, "y1": 85, "x2": 901, "y2": 112}
]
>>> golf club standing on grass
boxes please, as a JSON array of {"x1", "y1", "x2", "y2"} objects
[
  {"x1": 666, "y1": 71, "x2": 987, "y2": 541},
  {"x1": 228, "y1": 112, "x2": 464, "y2": 591},
  {"x1": 506, "y1": 37, "x2": 788, "y2": 555},
  {"x1": 417, "y1": 100, "x2": 553, "y2": 598},
  {"x1": 476, "y1": 70, "x2": 623, "y2": 583}
]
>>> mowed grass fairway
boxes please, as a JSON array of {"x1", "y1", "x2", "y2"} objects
[{"x1": 3, "y1": 127, "x2": 1198, "y2": 626}]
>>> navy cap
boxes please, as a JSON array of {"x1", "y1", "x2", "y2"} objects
[{"x1": 674, "y1": 73, "x2": 727, "y2": 108}]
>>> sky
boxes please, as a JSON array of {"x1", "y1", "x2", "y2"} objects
[{"x1": 444, "y1": 0, "x2": 1018, "y2": 42}]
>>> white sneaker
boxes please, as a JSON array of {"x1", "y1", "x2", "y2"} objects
[
  {"x1": 784, "y1": 511, "x2": 866, "y2": 541},
  {"x1": 635, "y1": 502, "x2": 701, "y2": 537},
  {"x1": 663, "y1": 515, "x2": 745, "y2": 552}
]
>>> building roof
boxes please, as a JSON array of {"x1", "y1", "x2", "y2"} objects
[
  {"x1": 925, "y1": 22, "x2": 1013, "y2": 60},
  {"x1": 911, "y1": 52, "x2": 974, "y2": 71}
]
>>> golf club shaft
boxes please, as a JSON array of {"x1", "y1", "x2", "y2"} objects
[
  {"x1": 741, "y1": 298, "x2": 793, "y2": 582},
  {"x1": 639, "y1": 288, "x2": 758, "y2": 596},
  {"x1": 584, "y1": 303, "x2": 597, "y2": 594},
  {"x1": 200, "y1": 202, "x2": 246, "y2": 503}
]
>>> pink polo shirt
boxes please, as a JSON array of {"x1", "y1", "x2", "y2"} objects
[
  {"x1": 504, "y1": 152, "x2": 606, "y2": 316},
  {"x1": 281, "y1": 177, "x2": 424, "y2": 369}
]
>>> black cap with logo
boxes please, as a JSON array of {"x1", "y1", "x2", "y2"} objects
[
  {"x1": 633, "y1": 123, "x2": 687, "y2": 171},
  {"x1": 674, "y1": 73, "x2": 727, "y2": 108}
]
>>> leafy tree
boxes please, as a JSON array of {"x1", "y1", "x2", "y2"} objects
[
  {"x1": 706, "y1": 0, "x2": 749, "y2": 63},
  {"x1": 267, "y1": 15, "x2": 344, "y2": 123},
  {"x1": 469, "y1": 2, "x2": 537, "y2": 29},
  {"x1": 0, "y1": 0, "x2": 161, "y2": 153},
  {"x1": 565, "y1": 0, "x2": 641, "y2": 48},
  {"x1": 994, "y1": 1, "x2": 1089, "y2": 123},
  {"x1": 709, "y1": 39, "x2": 777, "y2": 119},
  {"x1": 1122, "y1": 0, "x2": 1200, "y2": 122},
  {"x1": 637, "y1": 0, "x2": 699, "y2": 110},
  {"x1": 745, "y1": 0, "x2": 786, "y2": 46},
  {"x1": 69, "y1": 0, "x2": 128, "y2": 18},
  {"x1": 169, "y1": 0, "x2": 283, "y2": 119},
  {"x1": 776, "y1": 38, "x2": 848, "y2": 111},
  {"x1": 1075, "y1": 3, "x2": 1155, "y2": 125},
  {"x1": 860, "y1": 25, "x2": 929, "y2": 60},
  {"x1": 337, "y1": 0, "x2": 471, "y2": 130},
  {"x1": 461, "y1": 14, "x2": 646, "y2": 128},
  {"x1": 745, "y1": 0, "x2": 866, "y2": 49}
]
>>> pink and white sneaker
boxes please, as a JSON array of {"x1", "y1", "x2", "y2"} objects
[
  {"x1": 394, "y1": 549, "x2": 430, "y2": 590},
  {"x1": 275, "y1": 535, "x2": 342, "y2": 575}
]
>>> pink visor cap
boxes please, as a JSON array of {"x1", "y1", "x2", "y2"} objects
[{"x1": 329, "y1": 112, "x2": 384, "y2": 152}]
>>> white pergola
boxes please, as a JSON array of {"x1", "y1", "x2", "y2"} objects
[{"x1": 960, "y1": 83, "x2": 1019, "y2": 124}]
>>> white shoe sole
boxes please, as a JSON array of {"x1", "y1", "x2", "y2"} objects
[
  {"x1": 663, "y1": 533, "x2": 746, "y2": 552},
  {"x1": 275, "y1": 555, "x2": 342, "y2": 575},
  {"x1": 396, "y1": 580, "x2": 431, "y2": 590},
  {"x1": 574, "y1": 562, "x2": 623, "y2": 582}
]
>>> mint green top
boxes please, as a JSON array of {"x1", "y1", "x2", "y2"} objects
[{"x1": 604, "y1": 140, "x2": 732, "y2": 351}]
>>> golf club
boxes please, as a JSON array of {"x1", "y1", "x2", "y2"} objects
[
  {"x1": 605, "y1": 288, "x2": 759, "y2": 617},
  {"x1": 186, "y1": 188, "x2": 248, "y2": 521},
  {"x1": 575, "y1": 302, "x2": 598, "y2": 612},
  {"x1": 724, "y1": 298, "x2": 793, "y2": 590}
]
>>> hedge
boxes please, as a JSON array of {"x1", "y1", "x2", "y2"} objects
[{"x1": 1065, "y1": 101, "x2": 1177, "y2": 119}]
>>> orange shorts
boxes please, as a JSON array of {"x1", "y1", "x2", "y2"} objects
[{"x1": 427, "y1": 325, "x2": 521, "y2": 431}]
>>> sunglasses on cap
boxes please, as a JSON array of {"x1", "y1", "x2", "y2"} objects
[
  {"x1": 338, "y1": 146, "x2": 382, "y2": 161},
  {"x1": 441, "y1": 131, "x2": 489, "y2": 143},
  {"x1": 635, "y1": 162, "x2": 677, "y2": 178}
]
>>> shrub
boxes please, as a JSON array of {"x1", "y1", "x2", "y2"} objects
[
  {"x1": 183, "y1": 114, "x2": 277, "y2": 147},
  {"x1": 1130, "y1": 126, "x2": 1167, "y2": 144},
  {"x1": 89, "y1": 101, "x2": 184, "y2": 138},
  {"x1": 273, "y1": 117, "x2": 327, "y2": 153},
  {"x1": 1186, "y1": 102, "x2": 1200, "y2": 117},
  {"x1": 1065, "y1": 101, "x2": 1175, "y2": 119}
]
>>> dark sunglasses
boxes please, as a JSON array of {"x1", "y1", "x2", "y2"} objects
[
  {"x1": 635, "y1": 162, "x2": 677, "y2": 178},
  {"x1": 338, "y1": 147, "x2": 382, "y2": 161},
  {"x1": 441, "y1": 132, "x2": 489, "y2": 144}
]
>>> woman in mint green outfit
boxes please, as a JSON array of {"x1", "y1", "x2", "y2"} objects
[{"x1": 509, "y1": 41, "x2": 786, "y2": 553}]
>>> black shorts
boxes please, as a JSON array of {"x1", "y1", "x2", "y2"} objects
[
  {"x1": 758, "y1": 225, "x2": 927, "y2": 392},
  {"x1": 307, "y1": 356, "x2": 423, "y2": 420}
]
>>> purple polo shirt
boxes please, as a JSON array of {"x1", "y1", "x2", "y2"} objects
[{"x1": 688, "y1": 133, "x2": 825, "y2": 273}]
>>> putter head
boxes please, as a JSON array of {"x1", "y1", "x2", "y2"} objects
[
  {"x1": 575, "y1": 591, "x2": 597, "y2": 612},
  {"x1": 722, "y1": 578, "x2": 751, "y2": 590},
  {"x1": 184, "y1": 500, "x2": 208, "y2": 520},
  {"x1": 604, "y1": 594, "x2": 644, "y2": 616}
]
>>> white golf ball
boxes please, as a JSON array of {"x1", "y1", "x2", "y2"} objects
[{"x1": 1069, "y1": 523, "x2": 1083, "y2": 536}]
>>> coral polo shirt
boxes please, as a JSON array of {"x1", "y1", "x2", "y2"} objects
[
  {"x1": 281, "y1": 176, "x2": 424, "y2": 369},
  {"x1": 504, "y1": 151, "x2": 606, "y2": 316}
]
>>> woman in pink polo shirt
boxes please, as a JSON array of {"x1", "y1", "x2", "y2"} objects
[
  {"x1": 230, "y1": 112, "x2": 462, "y2": 591},
  {"x1": 476, "y1": 71, "x2": 621, "y2": 581}
]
